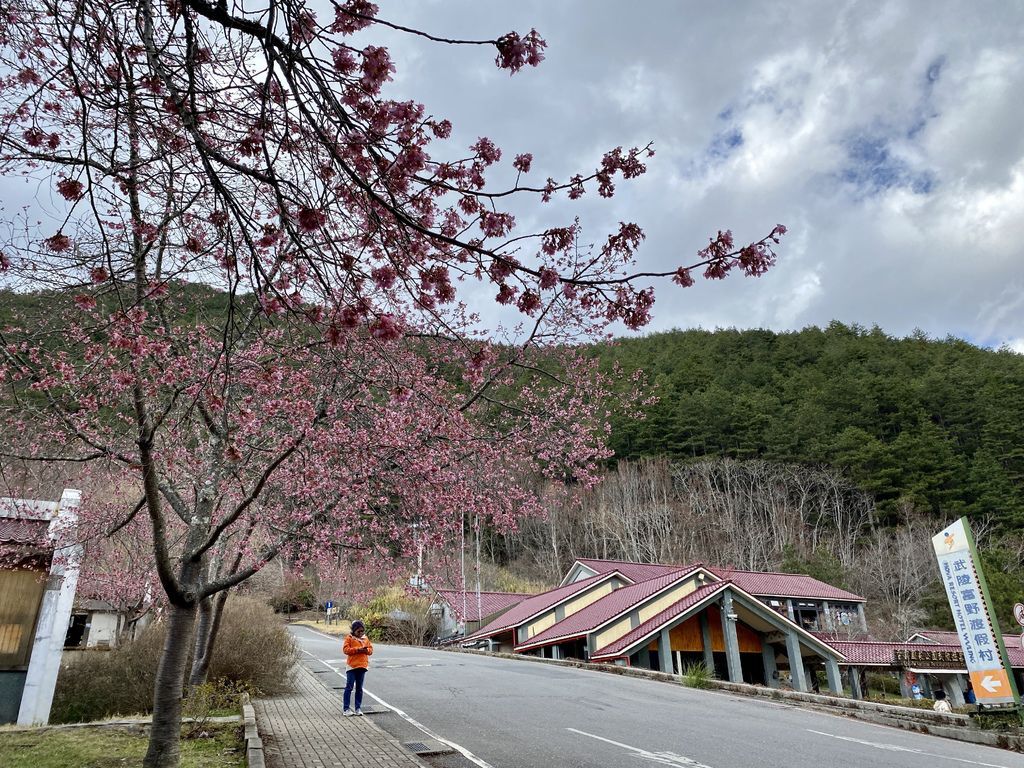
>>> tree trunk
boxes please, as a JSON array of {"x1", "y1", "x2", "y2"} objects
[
  {"x1": 144, "y1": 601, "x2": 197, "y2": 768},
  {"x1": 188, "y1": 591, "x2": 228, "y2": 687},
  {"x1": 188, "y1": 597, "x2": 213, "y2": 688}
]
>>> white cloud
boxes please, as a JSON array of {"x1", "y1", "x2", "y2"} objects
[{"x1": 8, "y1": 0, "x2": 1024, "y2": 350}]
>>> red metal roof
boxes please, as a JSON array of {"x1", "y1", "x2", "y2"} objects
[
  {"x1": 591, "y1": 582, "x2": 728, "y2": 659},
  {"x1": 710, "y1": 567, "x2": 865, "y2": 603},
  {"x1": 517, "y1": 568, "x2": 695, "y2": 649},
  {"x1": 464, "y1": 572, "x2": 617, "y2": 641},
  {"x1": 568, "y1": 558, "x2": 863, "y2": 602},
  {"x1": 573, "y1": 558, "x2": 685, "y2": 584},
  {"x1": 825, "y1": 639, "x2": 1024, "y2": 669},
  {"x1": 909, "y1": 630, "x2": 961, "y2": 645},
  {"x1": 434, "y1": 590, "x2": 530, "y2": 623}
]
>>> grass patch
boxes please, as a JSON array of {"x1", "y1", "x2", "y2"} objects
[
  {"x1": 292, "y1": 619, "x2": 350, "y2": 636},
  {"x1": 680, "y1": 661, "x2": 714, "y2": 689},
  {"x1": 0, "y1": 722, "x2": 243, "y2": 768}
]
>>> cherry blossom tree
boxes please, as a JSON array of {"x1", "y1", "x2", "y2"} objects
[{"x1": 0, "y1": 1, "x2": 782, "y2": 765}]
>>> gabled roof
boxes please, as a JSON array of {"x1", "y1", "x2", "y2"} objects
[
  {"x1": 591, "y1": 582, "x2": 728, "y2": 659},
  {"x1": 560, "y1": 557, "x2": 864, "y2": 603},
  {"x1": 566, "y1": 558, "x2": 684, "y2": 586},
  {"x1": 591, "y1": 581, "x2": 847, "y2": 663},
  {"x1": 709, "y1": 567, "x2": 865, "y2": 603},
  {"x1": 907, "y1": 630, "x2": 960, "y2": 645},
  {"x1": 516, "y1": 567, "x2": 695, "y2": 650},
  {"x1": 464, "y1": 571, "x2": 623, "y2": 642},
  {"x1": 434, "y1": 590, "x2": 531, "y2": 623}
]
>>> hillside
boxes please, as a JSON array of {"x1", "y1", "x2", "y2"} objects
[{"x1": 594, "y1": 323, "x2": 1024, "y2": 531}]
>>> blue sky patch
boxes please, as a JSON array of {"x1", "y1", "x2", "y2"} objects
[{"x1": 839, "y1": 133, "x2": 936, "y2": 196}]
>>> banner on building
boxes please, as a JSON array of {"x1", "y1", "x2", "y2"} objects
[{"x1": 932, "y1": 518, "x2": 1021, "y2": 707}]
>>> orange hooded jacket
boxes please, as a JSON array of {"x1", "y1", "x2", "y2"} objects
[{"x1": 343, "y1": 632, "x2": 373, "y2": 669}]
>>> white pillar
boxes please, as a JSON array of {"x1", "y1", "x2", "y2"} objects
[{"x1": 18, "y1": 490, "x2": 82, "y2": 726}]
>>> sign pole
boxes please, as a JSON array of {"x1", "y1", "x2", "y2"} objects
[
  {"x1": 932, "y1": 517, "x2": 1021, "y2": 718},
  {"x1": 962, "y1": 521, "x2": 1023, "y2": 724}
]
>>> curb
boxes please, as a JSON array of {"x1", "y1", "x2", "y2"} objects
[
  {"x1": 441, "y1": 646, "x2": 1024, "y2": 752},
  {"x1": 240, "y1": 693, "x2": 264, "y2": 768}
]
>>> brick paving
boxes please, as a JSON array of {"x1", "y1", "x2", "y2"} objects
[{"x1": 253, "y1": 667, "x2": 428, "y2": 768}]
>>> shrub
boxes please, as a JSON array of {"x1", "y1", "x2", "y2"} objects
[
  {"x1": 51, "y1": 596, "x2": 297, "y2": 723},
  {"x1": 865, "y1": 671, "x2": 901, "y2": 696},
  {"x1": 680, "y1": 661, "x2": 714, "y2": 689},
  {"x1": 268, "y1": 575, "x2": 317, "y2": 613},
  {"x1": 347, "y1": 586, "x2": 438, "y2": 645},
  {"x1": 51, "y1": 628, "x2": 163, "y2": 723},
  {"x1": 205, "y1": 597, "x2": 298, "y2": 695}
]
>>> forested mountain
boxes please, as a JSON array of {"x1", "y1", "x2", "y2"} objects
[{"x1": 594, "y1": 323, "x2": 1024, "y2": 532}]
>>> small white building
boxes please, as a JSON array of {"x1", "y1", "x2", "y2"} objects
[
  {"x1": 65, "y1": 600, "x2": 122, "y2": 649},
  {"x1": 0, "y1": 489, "x2": 82, "y2": 725}
]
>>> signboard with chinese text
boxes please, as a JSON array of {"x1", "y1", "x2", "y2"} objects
[
  {"x1": 894, "y1": 647, "x2": 965, "y2": 670},
  {"x1": 932, "y1": 518, "x2": 1021, "y2": 707}
]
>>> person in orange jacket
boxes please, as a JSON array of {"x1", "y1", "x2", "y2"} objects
[{"x1": 343, "y1": 619, "x2": 373, "y2": 716}]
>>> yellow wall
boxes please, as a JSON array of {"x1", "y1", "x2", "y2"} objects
[
  {"x1": 637, "y1": 581, "x2": 697, "y2": 623},
  {"x1": 527, "y1": 612, "x2": 557, "y2": 638},
  {"x1": 526, "y1": 581, "x2": 615, "y2": 639},
  {"x1": 595, "y1": 616, "x2": 633, "y2": 649},
  {"x1": 563, "y1": 582, "x2": 613, "y2": 615}
]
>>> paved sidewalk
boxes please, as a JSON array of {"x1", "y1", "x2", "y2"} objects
[{"x1": 253, "y1": 667, "x2": 428, "y2": 768}]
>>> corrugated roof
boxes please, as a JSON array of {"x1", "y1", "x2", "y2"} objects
[
  {"x1": 710, "y1": 567, "x2": 865, "y2": 603},
  {"x1": 574, "y1": 558, "x2": 685, "y2": 584},
  {"x1": 567, "y1": 558, "x2": 863, "y2": 602},
  {"x1": 464, "y1": 572, "x2": 617, "y2": 641},
  {"x1": 825, "y1": 639, "x2": 1024, "y2": 668},
  {"x1": 434, "y1": 590, "x2": 530, "y2": 623},
  {"x1": 0, "y1": 497, "x2": 57, "y2": 521},
  {"x1": 591, "y1": 582, "x2": 728, "y2": 659},
  {"x1": 909, "y1": 630, "x2": 961, "y2": 645},
  {"x1": 0, "y1": 518, "x2": 49, "y2": 545},
  {"x1": 517, "y1": 568, "x2": 695, "y2": 649}
]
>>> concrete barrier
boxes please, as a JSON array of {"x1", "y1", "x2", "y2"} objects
[{"x1": 240, "y1": 693, "x2": 265, "y2": 768}]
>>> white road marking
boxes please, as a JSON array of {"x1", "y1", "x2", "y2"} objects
[
  {"x1": 806, "y1": 730, "x2": 1014, "y2": 768},
  {"x1": 567, "y1": 727, "x2": 714, "y2": 767},
  {"x1": 297, "y1": 648, "x2": 496, "y2": 768}
]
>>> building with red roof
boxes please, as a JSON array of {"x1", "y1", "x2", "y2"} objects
[
  {"x1": 463, "y1": 556, "x2": 1024, "y2": 704},
  {"x1": 432, "y1": 589, "x2": 531, "y2": 638}
]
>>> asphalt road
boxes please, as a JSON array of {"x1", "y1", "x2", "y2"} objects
[{"x1": 289, "y1": 625, "x2": 1024, "y2": 768}]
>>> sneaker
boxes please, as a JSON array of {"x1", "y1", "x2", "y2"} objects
[
  {"x1": 355, "y1": 709, "x2": 364, "y2": 716},
  {"x1": 343, "y1": 709, "x2": 354, "y2": 717}
]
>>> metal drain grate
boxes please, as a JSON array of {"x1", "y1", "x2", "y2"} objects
[{"x1": 401, "y1": 738, "x2": 454, "y2": 756}]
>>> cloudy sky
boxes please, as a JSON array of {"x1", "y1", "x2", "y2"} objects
[{"x1": 366, "y1": 0, "x2": 1024, "y2": 350}]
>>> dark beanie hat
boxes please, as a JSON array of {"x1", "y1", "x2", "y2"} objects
[{"x1": 351, "y1": 620, "x2": 365, "y2": 630}]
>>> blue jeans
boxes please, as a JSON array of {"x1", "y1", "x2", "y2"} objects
[{"x1": 343, "y1": 668, "x2": 366, "y2": 711}]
